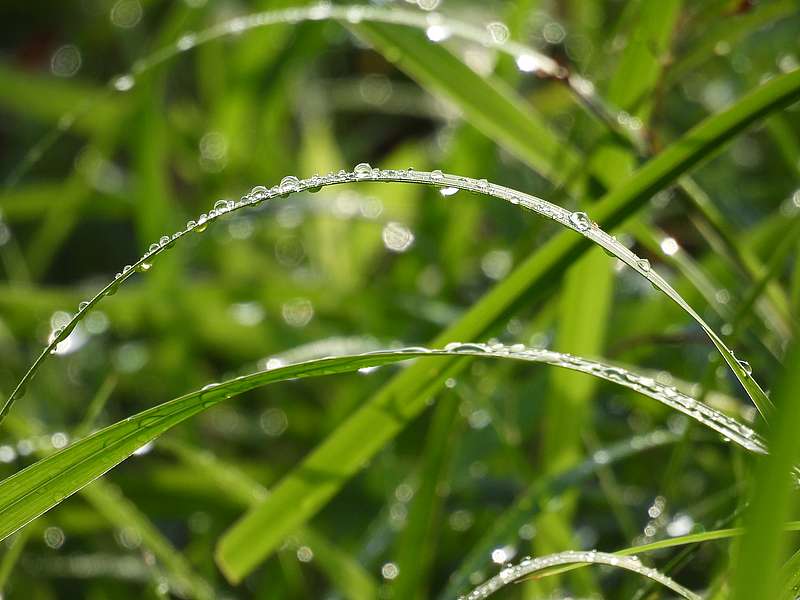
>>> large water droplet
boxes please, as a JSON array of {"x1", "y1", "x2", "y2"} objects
[
  {"x1": 431, "y1": 169, "x2": 445, "y2": 182},
  {"x1": 637, "y1": 258, "x2": 651, "y2": 272},
  {"x1": 279, "y1": 175, "x2": 300, "y2": 196},
  {"x1": 738, "y1": 359, "x2": 753, "y2": 376},
  {"x1": 440, "y1": 187, "x2": 459, "y2": 197},
  {"x1": 250, "y1": 185, "x2": 268, "y2": 202},
  {"x1": 569, "y1": 211, "x2": 591, "y2": 232},
  {"x1": 78, "y1": 301, "x2": 90, "y2": 311},
  {"x1": 214, "y1": 199, "x2": 233, "y2": 213},
  {"x1": 354, "y1": 162, "x2": 372, "y2": 179}
]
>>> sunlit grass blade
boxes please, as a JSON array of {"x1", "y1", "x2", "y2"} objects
[
  {"x1": 214, "y1": 60, "x2": 800, "y2": 573},
  {"x1": 461, "y1": 550, "x2": 701, "y2": 600},
  {"x1": 0, "y1": 345, "x2": 761, "y2": 558}
]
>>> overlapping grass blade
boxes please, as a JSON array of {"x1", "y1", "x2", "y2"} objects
[
  {"x1": 216, "y1": 69, "x2": 799, "y2": 580},
  {"x1": 160, "y1": 439, "x2": 378, "y2": 600},
  {"x1": 732, "y1": 343, "x2": 800, "y2": 599},
  {"x1": 4, "y1": 66, "x2": 790, "y2": 580},
  {"x1": 0, "y1": 345, "x2": 762, "y2": 553},
  {"x1": 461, "y1": 550, "x2": 701, "y2": 600},
  {"x1": 440, "y1": 429, "x2": 678, "y2": 599}
]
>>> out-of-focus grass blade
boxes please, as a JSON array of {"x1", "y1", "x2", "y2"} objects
[
  {"x1": 732, "y1": 342, "x2": 800, "y2": 600},
  {"x1": 352, "y1": 22, "x2": 583, "y2": 192},
  {"x1": 0, "y1": 62, "x2": 123, "y2": 135},
  {"x1": 80, "y1": 481, "x2": 213, "y2": 600},
  {"x1": 665, "y1": 0, "x2": 798, "y2": 88},
  {"x1": 0, "y1": 527, "x2": 30, "y2": 592},
  {"x1": 440, "y1": 429, "x2": 677, "y2": 599},
  {"x1": 216, "y1": 68, "x2": 800, "y2": 582},
  {"x1": 160, "y1": 439, "x2": 379, "y2": 600},
  {"x1": 542, "y1": 0, "x2": 681, "y2": 556},
  {"x1": 391, "y1": 394, "x2": 460, "y2": 598}
]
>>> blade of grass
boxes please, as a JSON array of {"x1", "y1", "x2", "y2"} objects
[
  {"x1": 159, "y1": 438, "x2": 379, "y2": 600},
  {"x1": 3, "y1": 414, "x2": 214, "y2": 600},
  {"x1": 440, "y1": 429, "x2": 678, "y2": 599},
  {"x1": 351, "y1": 22, "x2": 582, "y2": 193},
  {"x1": 0, "y1": 345, "x2": 763, "y2": 549},
  {"x1": 390, "y1": 393, "x2": 461, "y2": 599},
  {"x1": 0, "y1": 527, "x2": 30, "y2": 592},
  {"x1": 462, "y1": 549, "x2": 701, "y2": 600},
  {"x1": 214, "y1": 63, "x2": 800, "y2": 584},
  {"x1": 731, "y1": 343, "x2": 800, "y2": 600},
  {"x1": 81, "y1": 481, "x2": 213, "y2": 600}
]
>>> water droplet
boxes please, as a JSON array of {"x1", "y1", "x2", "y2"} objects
[
  {"x1": 426, "y1": 24, "x2": 451, "y2": 42},
  {"x1": 569, "y1": 211, "x2": 591, "y2": 232},
  {"x1": 214, "y1": 199, "x2": 232, "y2": 213},
  {"x1": 738, "y1": 359, "x2": 753, "y2": 376},
  {"x1": 195, "y1": 215, "x2": 208, "y2": 233},
  {"x1": 279, "y1": 175, "x2": 300, "y2": 196},
  {"x1": 159, "y1": 235, "x2": 170, "y2": 247},
  {"x1": 148, "y1": 243, "x2": 160, "y2": 253},
  {"x1": 112, "y1": 74, "x2": 135, "y2": 91},
  {"x1": 137, "y1": 262, "x2": 151, "y2": 272},
  {"x1": 307, "y1": 175, "x2": 322, "y2": 192},
  {"x1": 78, "y1": 301, "x2": 90, "y2": 311},
  {"x1": 122, "y1": 265, "x2": 132, "y2": 274},
  {"x1": 354, "y1": 162, "x2": 372, "y2": 179},
  {"x1": 176, "y1": 33, "x2": 196, "y2": 51},
  {"x1": 477, "y1": 179, "x2": 489, "y2": 191},
  {"x1": 431, "y1": 169, "x2": 445, "y2": 182},
  {"x1": 249, "y1": 186, "x2": 268, "y2": 202},
  {"x1": 637, "y1": 258, "x2": 651, "y2": 272},
  {"x1": 440, "y1": 186, "x2": 459, "y2": 196}
]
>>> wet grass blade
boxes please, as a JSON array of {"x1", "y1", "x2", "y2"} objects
[
  {"x1": 461, "y1": 550, "x2": 701, "y2": 600},
  {"x1": 211, "y1": 68, "x2": 800, "y2": 581},
  {"x1": 0, "y1": 346, "x2": 761, "y2": 559},
  {"x1": 440, "y1": 429, "x2": 678, "y2": 599}
]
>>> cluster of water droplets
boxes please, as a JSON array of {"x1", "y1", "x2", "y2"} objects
[
  {"x1": 458, "y1": 550, "x2": 701, "y2": 600},
  {"x1": 433, "y1": 342, "x2": 765, "y2": 454},
  {"x1": 8, "y1": 164, "x2": 763, "y2": 432}
]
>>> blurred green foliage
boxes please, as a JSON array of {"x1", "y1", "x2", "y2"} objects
[{"x1": 0, "y1": 0, "x2": 799, "y2": 598}]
